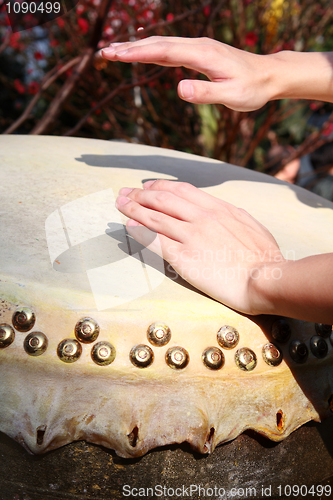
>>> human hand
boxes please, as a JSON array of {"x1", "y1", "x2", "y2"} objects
[
  {"x1": 102, "y1": 36, "x2": 275, "y2": 112},
  {"x1": 115, "y1": 179, "x2": 286, "y2": 315}
]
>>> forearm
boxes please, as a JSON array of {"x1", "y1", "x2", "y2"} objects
[
  {"x1": 267, "y1": 50, "x2": 333, "y2": 103},
  {"x1": 249, "y1": 253, "x2": 333, "y2": 323}
]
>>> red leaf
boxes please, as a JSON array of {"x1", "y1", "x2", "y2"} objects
[
  {"x1": 77, "y1": 17, "x2": 89, "y2": 34},
  {"x1": 14, "y1": 79, "x2": 25, "y2": 94},
  {"x1": 28, "y1": 81, "x2": 39, "y2": 95},
  {"x1": 245, "y1": 32, "x2": 258, "y2": 47}
]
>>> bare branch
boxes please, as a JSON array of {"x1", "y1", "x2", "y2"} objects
[
  {"x1": 65, "y1": 68, "x2": 168, "y2": 137},
  {"x1": 30, "y1": 0, "x2": 113, "y2": 135},
  {"x1": 3, "y1": 57, "x2": 80, "y2": 134}
]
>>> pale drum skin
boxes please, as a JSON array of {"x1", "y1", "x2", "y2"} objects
[{"x1": 0, "y1": 136, "x2": 333, "y2": 458}]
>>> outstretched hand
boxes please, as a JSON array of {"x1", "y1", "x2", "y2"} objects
[{"x1": 102, "y1": 36, "x2": 274, "y2": 112}]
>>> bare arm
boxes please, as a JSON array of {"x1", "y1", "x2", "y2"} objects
[
  {"x1": 116, "y1": 180, "x2": 333, "y2": 324},
  {"x1": 102, "y1": 36, "x2": 333, "y2": 111},
  {"x1": 105, "y1": 36, "x2": 333, "y2": 323},
  {"x1": 250, "y1": 254, "x2": 333, "y2": 324}
]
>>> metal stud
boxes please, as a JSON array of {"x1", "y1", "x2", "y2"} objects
[
  {"x1": 130, "y1": 344, "x2": 154, "y2": 368},
  {"x1": 91, "y1": 341, "x2": 116, "y2": 366},
  {"x1": 12, "y1": 307, "x2": 35, "y2": 332},
  {"x1": 147, "y1": 322, "x2": 171, "y2": 347},
  {"x1": 315, "y1": 323, "x2": 332, "y2": 338},
  {"x1": 0, "y1": 324, "x2": 15, "y2": 348},
  {"x1": 235, "y1": 347, "x2": 257, "y2": 371},
  {"x1": 289, "y1": 340, "x2": 308, "y2": 364},
  {"x1": 202, "y1": 347, "x2": 224, "y2": 370},
  {"x1": 75, "y1": 317, "x2": 100, "y2": 343},
  {"x1": 310, "y1": 336, "x2": 328, "y2": 359},
  {"x1": 24, "y1": 332, "x2": 48, "y2": 356},
  {"x1": 217, "y1": 325, "x2": 239, "y2": 349},
  {"x1": 271, "y1": 318, "x2": 291, "y2": 343},
  {"x1": 57, "y1": 339, "x2": 82, "y2": 363},
  {"x1": 262, "y1": 343, "x2": 283, "y2": 367},
  {"x1": 165, "y1": 346, "x2": 189, "y2": 370}
]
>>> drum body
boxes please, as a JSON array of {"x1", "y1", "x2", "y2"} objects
[{"x1": 1, "y1": 136, "x2": 333, "y2": 471}]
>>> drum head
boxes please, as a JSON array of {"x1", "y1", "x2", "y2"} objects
[{"x1": 1, "y1": 136, "x2": 333, "y2": 463}]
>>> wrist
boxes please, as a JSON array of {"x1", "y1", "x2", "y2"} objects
[
  {"x1": 247, "y1": 259, "x2": 290, "y2": 316},
  {"x1": 265, "y1": 50, "x2": 333, "y2": 103}
]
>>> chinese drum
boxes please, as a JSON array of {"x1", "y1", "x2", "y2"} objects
[{"x1": 1, "y1": 135, "x2": 333, "y2": 469}]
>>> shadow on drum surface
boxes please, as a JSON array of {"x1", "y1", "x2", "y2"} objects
[
  {"x1": 2, "y1": 137, "x2": 333, "y2": 499},
  {"x1": 75, "y1": 153, "x2": 329, "y2": 209}
]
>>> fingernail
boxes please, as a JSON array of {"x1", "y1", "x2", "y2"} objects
[
  {"x1": 119, "y1": 187, "x2": 133, "y2": 196},
  {"x1": 127, "y1": 219, "x2": 139, "y2": 227},
  {"x1": 179, "y1": 80, "x2": 194, "y2": 99},
  {"x1": 143, "y1": 180, "x2": 155, "y2": 189},
  {"x1": 101, "y1": 47, "x2": 115, "y2": 56},
  {"x1": 116, "y1": 196, "x2": 131, "y2": 206}
]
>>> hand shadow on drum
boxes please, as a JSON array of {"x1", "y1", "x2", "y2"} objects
[
  {"x1": 52, "y1": 222, "x2": 209, "y2": 298},
  {"x1": 75, "y1": 154, "x2": 331, "y2": 209}
]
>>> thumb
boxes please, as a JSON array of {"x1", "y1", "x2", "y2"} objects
[{"x1": 178, "y1": 79, "x2": 225, "y2": 105}]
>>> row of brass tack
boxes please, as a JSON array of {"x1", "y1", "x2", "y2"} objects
[{"x1": 0, "y1": 307, "x2": 332, "y2": 371}]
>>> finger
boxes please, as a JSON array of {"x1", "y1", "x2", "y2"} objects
[
  {"x1": 119, "y1": 186, "x2": 200, "y2": 222},
  {"x1": 102, "y1": 37, "x2": 219, "y2": 73},
  {"x1": 178, "y1": 79, "x2": 258, "y2": 111},
  {"x1": 142, "y1": 180, "x2": 226, "y2": 211},
  {"x1": 126, "y1": 219, "x2": 182, "y2": 262},
  {"x1": 115, "y1": 196, "x2": 187, "y2": 242},
  {"x1": 141, "y1": 180, "x2": 276, "y2": 237},
  {"x1": 106, "y1": 36, "x2": 215, "y2": 53}
]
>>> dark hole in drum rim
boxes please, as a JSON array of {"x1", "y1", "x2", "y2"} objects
[
  {"x1": 207, "y1": 427, "x2": 215, "y2": 443},
  {"x1": 128, "y1": 425, "x2": 139, "y2": 447},
  {"x1": 328, "y1": 395, "x2": 333, "y2": 412},
  {"x1": 203, "y1": 427, "x2": 215, "y2": 453},
  {"x1": 276, "y1": 410, "x2": 284, "y2": 431},
  {"x1": 36, "y1": 426, "x2": 46, "y2": 446}
]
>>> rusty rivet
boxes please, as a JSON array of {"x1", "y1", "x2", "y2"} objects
[
  {"x1": 235, "y1": 347, "x2": 257, "y2": 371},
  {"x1": 0, "y1": 324, "x2": 15, "y2": 348},
  {"x1": 271, "y1": 318, "x2": 291, "y2": 343},
  {"x1": 315, "y1": 323, "x2": 332, "y2": 338},
  {"x1": 24, "y1": 332, "x2": 48, "y2": 356},
  {"x1": 91, "y1": 341, "x2": 116, "y2": 366},
  {"x1": 147, "y1": 322, "x2": 171, "y2": 347},
  {"x1": 166, "y1": 346, "x2": 189, "y2": 370},
  {"x1": 57, "y1": 339, "x2": 82, "y2": 363},
  {"x1": 310, "y1": 336, "x2": 328, "y2": 359},
  {"x1": 262, "y1": 343, "x2": 283, "y2": 367},
  {"x1": 12, "y1": 307, "x2": 36, "y2": 332},
  {"x1": 217, "y1": 325, "x2": 239, "y2": 349},
  {"x1": 130, "y1": 344, "x2": 154, "y2": 368},
  {"x1": 202, "y1": 347, "x2": 224, "y2": 370},
  {"x1": 75, "y1": 317, "x2": 100, "y2": 343},
  {"x1": 289, "y1": 339, "x2": 308, "y2": 364}
]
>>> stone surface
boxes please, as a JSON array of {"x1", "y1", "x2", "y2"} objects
[{"x1": 1, "y1": 422, "x2": 333, "y2": 500}]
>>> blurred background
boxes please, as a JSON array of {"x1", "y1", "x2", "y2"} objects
[{"x1": 1, "y1": 0, "x2": 333, "y2": 195}]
